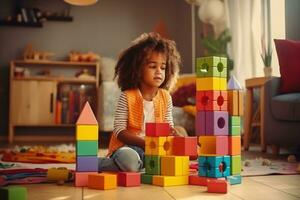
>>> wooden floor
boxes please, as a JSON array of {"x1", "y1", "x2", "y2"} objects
[{"x1": 20, "y1": 174, "x2": 300, "y2": 200}]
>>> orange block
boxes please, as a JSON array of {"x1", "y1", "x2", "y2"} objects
[
  {"x1": 229, "y1": 136, "x2": 241, "y2": 155},
  {"x1": 207, "y1": 179, "x2": 228, "y2": 193},
  {"x1": 88, "y1": 173, "x2": 117, "y2": 190},
  {"x1": 74, "y1": 172, "x2": 98, "y2": 187},
  {"x1": 228, "y1": 90, "x2": 243, "y2": 116},
  {"x1": 198, "y1": 136, "x2": 228, "y2": 155},
  {"x1": 76, "y1": 102, "x2": 98, "y2": 125}
]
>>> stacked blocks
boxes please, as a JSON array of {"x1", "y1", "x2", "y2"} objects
[
  {"x1": 0, "y1": 186, "x2": 27, "y2": 200},
  {"x1": 195, "y1": 56, "x2": 243, "y2": 193},
  {"x1": 143, "y1": 122, "x2": 196, "y2": 187},
  {"x1": 75, "y1": 102, "x2": 99, "y2": 187}
]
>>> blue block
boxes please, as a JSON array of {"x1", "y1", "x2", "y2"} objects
[
  {"x1": 76, "y1": 156, "x2": 98, "y2": 172},
  {"x1": 226, "y1": 175, "x2": 242, "y2": 185}
]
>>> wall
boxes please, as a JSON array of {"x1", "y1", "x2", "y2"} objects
[
  {"x1": 285, "y1": 0, "x2": 300, "y2": 40},
  {"x1": 0, "y1": 0, "x2": 193, "y2": 136}
]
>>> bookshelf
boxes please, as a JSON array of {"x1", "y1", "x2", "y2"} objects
[{"x1": 9, "y1": 60, "x2": 100, "y2": 143}]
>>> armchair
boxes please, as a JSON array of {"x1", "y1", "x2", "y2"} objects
[{"x1": 263, "y1": 77, "x2": 300, "y2": 154}]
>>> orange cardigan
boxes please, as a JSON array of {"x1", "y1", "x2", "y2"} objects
[{"x1": 107, "y1": 88, "x2": 170, "y2": 156}]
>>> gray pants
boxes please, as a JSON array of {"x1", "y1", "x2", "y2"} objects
[{"x1": 98, "y1": 145, "x2": 144, "y2": 172}]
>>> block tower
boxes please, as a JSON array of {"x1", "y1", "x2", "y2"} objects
[
  {"x1": 74, "y1": 102, "x2": 99, "y2": 186},
  {"x1": 194, "y1": 56, "x2": 242, "y2": 189}
]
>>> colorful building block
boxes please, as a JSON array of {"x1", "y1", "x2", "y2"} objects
[
  {"x1": 189, "y1": 175, "x2": 208, "y2": 186},
  {"x1": 198, "y1": 136, "x2": 229, "y2": 155},
  {"x1": 76, "y1": 125, "x2": 98, "y2": 140},
  {"x1": 228, "y1": 136, "x2": 241, "y2": 155},
  {"x1": 226, "y1": 175, "x2": 242, "y2": 185},
  {"x1": 76, "y1": 140, "x2": 98, "y2": 156},
  {"x1": 117, "y1": 172, "x2": 141, "y2": 187},
  {"x1": 196, "y1": 56, "x2": 227, "y2": 78},
  {"x1": 196, "y1": 77, "x2": 227, "y2": 91},
  {"x1": 0, "y1": 186, "x2": 27, "y2": 200},
  {"x1": 229, "y1": 116, "x2": 241, "y2": 136},
  {"x1": 145, "y1": 136, "x2": 173, "y2": 156},
  {"x1": 161, "y1": 156, "x2": 189, "y2": 176},
  {"x1": 152, "y1": 175, "x2": 188, "y2": 187},
  {"x1": 76, "y1": 101, "x2": 98, "y2": 125},
  {"x1": 198, "y1": 156, "x2": 230, "y2": 178},
  {"x1": 196, "y1": 90, "x2": 228, "y2": 111},
  {"x1": 196, "y1": 111, "x2": 229, "y2": 136},
  {"x1": 76, "y1": 156, "x2": 98, "y2": 172},
  {"x1": 88, "y1": 173, "x2": 117, "y2": 190},
  {"x1": 74, "y1": 172, "x2": 98, "y2": 187},
  {"x1": 141, "y1": 173, "x2": 153, "y2": 184},
  {"x1": 207, "y1": 179, "x2": 228, "y2": 194},
  {"x1": 228, "y1": 90, "x2": 243, "y2": 116},
  {"x1": 173, "y1": 136, "x2": 197, "y2": 156},
  {"x1": 231, "y1": 155, "x2": 241, "y2": 175},
  {"x1": 146, "y1": 122, "x2": 170, "y2": 137},
  {"x1": 47, "y1": 167, "x2": 70, "y2": 181},
  {"x1": 145, "y1": 155, "x2": 160, "y2": 175}
]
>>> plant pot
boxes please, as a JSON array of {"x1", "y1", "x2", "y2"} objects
[{"x1": 264, "y1": 67, "x2": 272, "y2": 77}]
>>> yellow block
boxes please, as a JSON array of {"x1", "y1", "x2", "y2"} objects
[
  {"x1": 145, "y1": 136, "x2": 173, "y2": 156},
  {"x1": 152, "y1": 175, "x2": 188, "y2": 187},
  {"x1": 76, "y1": 125, "x2": 98, "y2": 140},
  {"x1": 181, "y1": 156, "x2": 190, "y2": 176},
  {"x1": 161, "y1": 156, "x2": 189, "y2": 176},
  {"x1": 196, "y1": 77, "x2": 227, "y2": 91}
]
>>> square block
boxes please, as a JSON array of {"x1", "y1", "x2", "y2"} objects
[
  {"x1": 152, "y1": 175, "x2": 188, "y2": 187},
  {"x1": 118, "y1": 172, "x2": 141, "y2": 187},
  {"x1": 198, "y1": 136, "x2": 229, "y2": 155},
  {"x1": 47, "y1": 167, "x2": 69, "y2": 181},
  {"x1": 226, "y1": 175, "x2": 242, "y2": 185},
  {"x1": 229, "y1": 136, "x2": 241, "y2": 155},
  {"x1": 0, "y1": 186, "x2": 27, "y2": 200},
  {"x1": 76, "y1": 156, "x2": 98, "y2": 172},
  {"x1": 74, "y1": 172, "x2": 98, "y2": 187},
  {"x1": 146, "y1": 122, "x2": 170, "y2": 137},
  {"x1": 196, "y1": 90, "x2": 228, "y2": 111},
  {"x1": 141, "y1": 173, "x2": 153, "y2": 184},
  {"x1": 196, "y1": 77, "x2": 227, "y2": 91},
  {"x1": 76, "y1": 140, "x2": 98, "y2": 156},
  {"x1": 207, "y1": 179, "x2": 228, "y2": 194},
  {"x1": 145, "y1": 136, "x2": 173, "y2": 156},
  {"x1": 173, "y1": 136, "x2": 197, "y2": 156},
  {"x1": 228, "y1": 90, "x2": 244, "y2": 116},
  {"x1": 88, "y1": 173, "x2": 117, "y2": 190},
  {"x1": 231, "y1": 155, "x2": 241, "y2": 175},
  {"x1": 196, "y1": 111, "x2": 229, "y2": 136},
  {"x1": 198, "y1": 156, "x2": 231, "y2": 178},
  {"x1": 196, "y1": 56, "x2": 227, "y2": 78},
  {"x1": 145, "y1": 155, "x2": 160, "y2": 175},
  {"x1": 161, "y1": 156, "x2": 189, "y2": 176},
  {"x1": 76, "y1": 125, "x2": 98, "y2": 140}
]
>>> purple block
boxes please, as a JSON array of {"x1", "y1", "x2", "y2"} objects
[
  {"x1": 76, "y1": 156, "x2": 98, "y2": 172},
  {"x1": 196, "y1": 111, "x2": 206, "y2": 136},
  {"x1": 196, "y1": 111, "x2": 228, "y2": 136}
]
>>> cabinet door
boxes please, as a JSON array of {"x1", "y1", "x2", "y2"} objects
[{"x1": 11, "y1": 80, "x2": 57, "y2": 124}]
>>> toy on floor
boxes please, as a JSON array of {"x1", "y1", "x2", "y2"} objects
[
  {"x1": 287, "y1": 155, "x2": 297, "y2": 163},
  {"x1": 0, "y1": 186, "x2": 27, "y2": 200}
]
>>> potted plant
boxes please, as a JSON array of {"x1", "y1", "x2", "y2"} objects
[{"x1": 261, "y1": 38, "x2": 272, "y2": 77}]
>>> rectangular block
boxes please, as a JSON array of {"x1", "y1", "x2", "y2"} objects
[
  {"x1": 76, "y1": 125, "x2": 98, "y2": 140},
  {"x1": 229, "y1": 136, "x2": 241, "y2": 155},
  {"x1": 76, "y1": 140, "x2": 98, "y2": 156},
  {"x1": 118, "y1": 172, "x2": 141, "y2": 187},
  {"x1": 207, "y1": 179, "x2": 228, "y2": 194},
  {"x1": 196, "y1": 111, "x2": 229, "y2": 136},
  {"x1": 226, "y1": 175, "x2": 242, "y2": 185},
  {"x1": 146, "y1": 122, "x2": 170, "y2": 137},
  {"x1": 196, "y1": 56, "x2": 227, "y2": 78},
  {"x1": 198, "y1": 136, "x2": 229, "y2": 155},
  {"x1": 196, "y1": 77, "x2": 227, "y2": 91},
  {"x1": 231, "y1": 155, "x2": 241, "y2": 175},
  {"x1": 88, "y1": 173, "x2": 117, "y2": 190},
  {"x1": 47, "y1": 167, "x2": 69, "y2": 181},
  {"x1": 173, "y1": 136, "x2": 197, "y2": 156},
  {"x1": 196, "y1": 90, "x2": 228, "y2": 111},
  {"x1": 152, "y1": 175, "x2": 188, "y2": 187},
  {"x1": 161, "y1": 156, "x2": 189, "y2": 176},
  {"x1": 189, "y1": 175, "x2": 226, "y2": 186},
  {"x1": 230, "y1": 116, "x2": 241, "y2": 136},
  {"x1": 141, "y1": 173, "x2": 153, "y2": 184},
  {"x1": 76, "y1": 156, "x2": 98, "y2": 172},
  {"x1": 228, "y1": 90, "x2": 244, "y2": 116},
  {"x1": 0, "y1": 186, "x2": 27, "y2": 200},
  {"x1": 145, "y1": 136, "x2": 173, "y2": 156},
  {"x1": 145, "y1": 155, "x2": 160, "y2": 175},
  {"x1": 74, "y1": 172, "x2": 98, "y2": 187},
  {"x1": 198, "y1": 156, "x2": 230, "y2": 178}
]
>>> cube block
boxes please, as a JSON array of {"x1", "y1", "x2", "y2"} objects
[
  {"x1": 76, "y1": 156, "x2": 98, "y2": 172},
  {"x1": 141, "y1": 173, "x2": 153, "y2": 184},
  {"x1": 198, "y1": 136, "x2": 229, "y2": 155},
  {"x1": 161, "y1": 156, "x2": 189, "y2": 176},
  {"x1": 76, "y1": 140, "x2": 98, "y2": 156},
  {"x1": 173, "y1": 136, "x2": 197, "y2": 156},
  {"x1": 196, "y1": 77, "x2": 227, "y2": 91},
  {"x1": 0, "y1": 186, "x2": 27, "y2": 200},
  {"x1": 229, "y1": 136, "x2": 241, "y2": 155},
  {"x1": 152, "y1": 175, "x2": 188, "y2": 187},
  {"x1": 226, "y1": 175, "x2": 242, "y2": 185},
  {"x1": 196, "y1": 56, "x2": 227, "y2": 78},
  {"x1": 146, "y1": 123, "x2": 170, "y2": 137},
  {"x1": 196, "y1": 111, "x2": 229, "y2": 136},
  {"x1": 118, "y1": 172, "x2": 141, "y2": 187},
  {"x1": 228, "y1": 90, "x2": 243, "y2": 116},
  {"x1": 88, "y1": 173, "x2": 117, "y2": 190},
  {"x1": 207, "y1": 179, "x2": 228, "y2": 194},
  {"x1": 198, "y1": 156, "x2": 231, "y2": 178},
  {"x1": 74, "y1": 172, "x2": 98, "y2": 187},
  {"x1": 196, "y1": 90, "x2": 228, "y2": 111},
  {"x1": 76, "y1": 125, "x2": 98, "y2": 140},
  {"x1": 145, "y1": 155, "x2": 160, "y2": 175},
  {"x1": 231, "y1": 155, "x2": 241, "y2": 175},
  {"x1": 145, "y1": 136, "x2": 173, "y2": 156}
]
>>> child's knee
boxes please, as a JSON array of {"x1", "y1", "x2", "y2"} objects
[{"x1": 114, "y1": 147, "x2": 143, "y2": 172}]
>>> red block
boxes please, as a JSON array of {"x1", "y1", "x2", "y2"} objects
[
  {"x1": 196, "y1": 90, "x2": 228, "y2": 111},
  {"x1": 189, "y1": 175, "x2": 226, "y2": 186},
  {"x1": 117, "y1": 172, "x2": 141, "y2": 187},
  {"x1": 207, "y1": 179, "x2": 228, "y2": 194},
  {"x1": 74, "y1": 172, "x2": 98, "y2": 187},
  {"x1": 146, "y1": 123, "x2": 170, "y2": 137},
  {"x1": 173, "y1": 136, "x2": 198, "y2": 157}
]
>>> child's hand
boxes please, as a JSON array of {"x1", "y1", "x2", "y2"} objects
[
  {"x1": 170, "y1": 126, "x2": 188, "y2": 137},
  {"x1": 170, "y1": 127, "x2": 181, "y2": 136}
]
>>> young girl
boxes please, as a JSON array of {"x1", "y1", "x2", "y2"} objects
[{"x1": 99, "y1": 32, "x2": 181, "y2": 172}]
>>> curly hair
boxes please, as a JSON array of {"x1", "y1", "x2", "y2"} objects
[{"x1": 114, "y1": 32, "x2": 181, "y2": 91}]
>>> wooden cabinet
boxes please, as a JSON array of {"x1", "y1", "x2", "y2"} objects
[{"x1": 9, "y1": 60, "x2": 100, "y2": 143}]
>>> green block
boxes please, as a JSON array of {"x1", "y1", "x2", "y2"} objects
[
  {"x1": 141, "y1": 173, "x2": 153, "y2": 184},
  {"x1": 231, "y1": 126, "x2": 241, "y2": 136},
  {"x1": 0, "y1": 186, "x2": 27, "y2": 200},
  {"x1": 145, "y1": 155, "x2": 160, "y2": 175},
  {"x1": 196, "y1": 56, "x2": 227, "y2": 78},
  {"x1": 231, "y1": 116, "x2": 241, "y2": 126},
  {"x1": 76, "y1": 141, "x2": 98, "y2": 156},
  {"x1": 231, "y1": 155, "x2": 241, "y2": 175}
]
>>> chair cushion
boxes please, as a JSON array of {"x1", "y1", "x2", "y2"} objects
[
  {"x1": 274, "y1": 39, "x2": 300, "y2": 93},
  {"x1": 271, "y1": 93, "x2": 300, "y2": 121}
]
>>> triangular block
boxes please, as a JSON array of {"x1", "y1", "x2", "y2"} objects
[{"x1": 76, "y1": 102, "x2": 98, "y2": 125}]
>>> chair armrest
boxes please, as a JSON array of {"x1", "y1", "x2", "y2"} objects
[{"x1": 264, "y1": 77, "x2": 281, "y2": 98}]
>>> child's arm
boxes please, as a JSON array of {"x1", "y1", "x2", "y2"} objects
[{"x1": 117, "y1": 130, "x2": 145, "y2": 149}]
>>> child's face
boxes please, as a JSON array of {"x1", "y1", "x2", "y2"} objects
[{"x1": 141, "y1": 51, "x2": 166, "y2": 88}]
